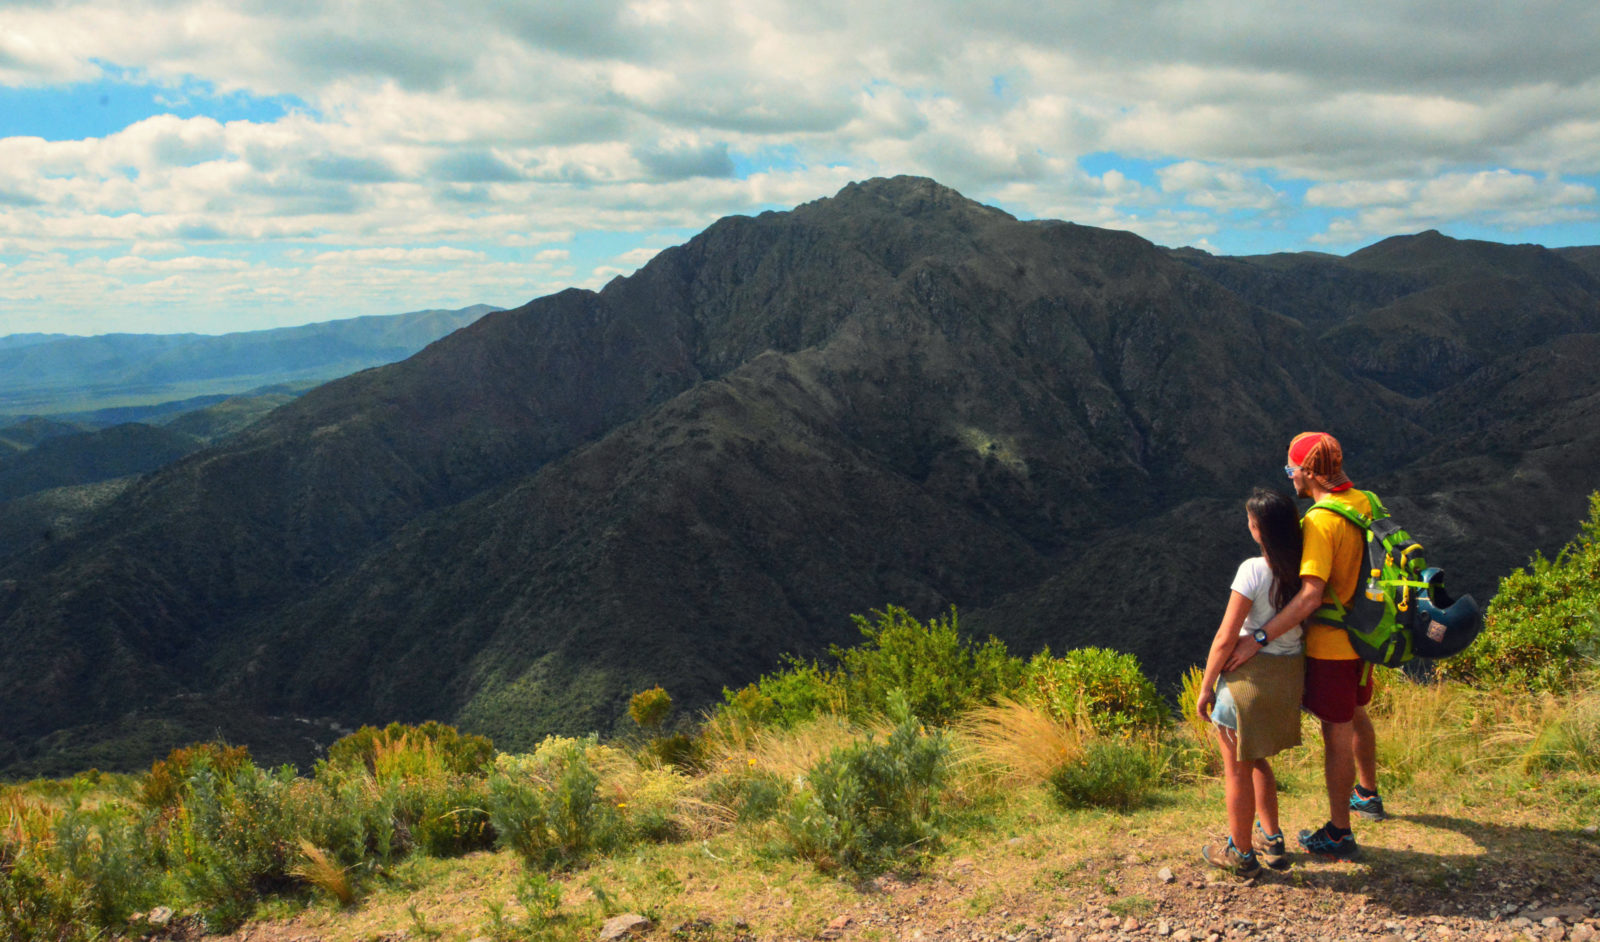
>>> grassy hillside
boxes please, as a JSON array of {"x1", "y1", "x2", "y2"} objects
[{"x1": 4, "y1": 496, "x2": 1597, "y2": 940}]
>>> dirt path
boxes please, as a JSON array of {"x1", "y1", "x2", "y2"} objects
[{"x1": 189, "y1": 842, "x2": 1599, "y2": 942}]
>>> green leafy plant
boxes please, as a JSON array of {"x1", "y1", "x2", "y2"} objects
[
  {"x1": 781, "y1": 693, "x2": 948, "y2": 873},
  {"x1": 138, "y1": 741, "x2": 253, "y2": 809},
  {"x1": 833, "y1": 605, "x2": 1020, "y2": 725},
  {"x1": 718, "y1": 657, "x2": 847, "y2": 731},
  {"x1": 487, "y1": 744, "x2": 622, "y2": 871},
  {"x1": 1022, "y1": 647, "x2": 1166, "y2": 734},
  {"x1": 326, "y1": 722, "x2": 495, "y2": 777},
  {"x1": 1047, "y1": 737, "x2": 1166, "y2": 812},
  {"x1": 1436, "y1": 492, "x2": 1600, "y2": 692}
]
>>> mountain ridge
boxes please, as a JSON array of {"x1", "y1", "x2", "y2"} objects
[
  {"x1": 0, "y1": 303, "x2": 501, "y2": 418},
  {"x1": 2, "y1": 177, "x2": 1598, "y2": 775}
]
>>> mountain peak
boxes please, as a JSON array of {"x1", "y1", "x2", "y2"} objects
[{"x1": 810, "y1": 176, "x2": 1016, "y2": 224}]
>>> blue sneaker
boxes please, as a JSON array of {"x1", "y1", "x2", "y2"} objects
[
  {"x1": 1297, "y1": 823, "x2": 1358, "y2": 860},
  {"x1": 1350, "y1": 789, "x2": 1388, "y2": 821}
]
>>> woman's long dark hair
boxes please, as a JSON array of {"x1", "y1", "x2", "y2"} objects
[{"x1": 1247, "y1": 488, "x2": 1303, "y2": 612}]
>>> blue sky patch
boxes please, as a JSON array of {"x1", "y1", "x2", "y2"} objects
[{"x1": 0, "y1": 65, "x2": 308, "y2": 140}]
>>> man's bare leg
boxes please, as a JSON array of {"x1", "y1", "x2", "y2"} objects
[
  {"x1": 1322, "y1": 719, "x2": 1355, "y2": 830},
  {"x1": 1352, "y1": 704, "x2": 1378, "y2": 793}
]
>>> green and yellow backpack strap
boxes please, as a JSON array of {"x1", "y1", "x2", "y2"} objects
[{"x1": 1304, "y1": 489, "x2": 1425, "y2": 668}]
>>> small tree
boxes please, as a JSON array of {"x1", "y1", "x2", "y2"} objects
[{"x1": 628, "y1": 686, "x2": 673, "y2": 731}]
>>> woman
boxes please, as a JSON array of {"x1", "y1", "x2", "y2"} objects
[{"x1": 1196, "y1": 488, "x2": 1306, "y2": 878}]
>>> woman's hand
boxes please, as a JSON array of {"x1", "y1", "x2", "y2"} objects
[{"x1": 1195, "y1": 686, "x2": 1216, "y2": 724}]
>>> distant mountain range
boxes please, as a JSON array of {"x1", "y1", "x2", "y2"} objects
[
  {"x1": 0, "y1": 305, "x2": 498, "y2": 570},
  {"x1": 1, "y1": 178, "x2": 1596, "y2": 777},
  {"x1": 0, "y1": 304, "x2": 501, "y2": 418}
]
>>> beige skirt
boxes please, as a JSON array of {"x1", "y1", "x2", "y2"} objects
[{"x1": 1223, "y1": 651, "x2": 1305, "y2": 762}]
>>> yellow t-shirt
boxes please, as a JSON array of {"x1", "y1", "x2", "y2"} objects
[{"x1": 1300, "y1": 489, "x2": 1372, "y2": 660}]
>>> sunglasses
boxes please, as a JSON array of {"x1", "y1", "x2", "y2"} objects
[{"x1": 1284, "y1": 464, "x2": 1299, "y2": 478}]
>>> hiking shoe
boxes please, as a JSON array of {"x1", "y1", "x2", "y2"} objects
[
  {"x1": 1297, "y1": 823, "x2": 1358, "y2": 861},
  {"x1": 1253, "y1": 820, "x2": 1290, "y2": 870},
  {"x1": 1201, "y1": 838, "x2": 1262, "y2": 880},
  {"x1": 1350, "y1": 789, "x2": 1388, "y2": 821}
]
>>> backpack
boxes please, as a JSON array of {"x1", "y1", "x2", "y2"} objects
[{"x1": 1306, "y1": 490, "x2": 1484, "y2": 666}]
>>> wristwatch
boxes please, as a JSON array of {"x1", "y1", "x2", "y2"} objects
[{"x1": 1252, "y1": 628, "x2": 1269, "y2": 645}]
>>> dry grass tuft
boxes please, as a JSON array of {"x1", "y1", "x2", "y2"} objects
[
  {"x1": 952, "y1": 699, "x2": 1085, "y2": 790},
  {"x1": 708, "y1": 714, "x2": 863, "y2": 783},
  {"x1": 292, "y1": 839, "x2": 355, "y2": 906},
  {"x1": 2, "y1": 790, "x2": 56, "y2": 853}
]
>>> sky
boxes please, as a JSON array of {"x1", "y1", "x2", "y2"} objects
[{"x1": 2, "y1": 1, "x2": 1598, "y2": 337}]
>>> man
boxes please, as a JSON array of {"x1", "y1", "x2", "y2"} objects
[{"x1": 1225, "y1": 431, "x2": 1384, "y2": 860}]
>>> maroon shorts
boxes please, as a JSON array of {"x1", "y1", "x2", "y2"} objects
[{"x1": 1302, "y1": 657, "x2": 1375, "y2": 724}]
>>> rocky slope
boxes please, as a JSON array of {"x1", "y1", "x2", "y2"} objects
[{"x1": 2, "y1": 177, "x2": 1597, "y2": 774}]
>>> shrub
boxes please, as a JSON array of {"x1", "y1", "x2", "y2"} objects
[
  {"x1": 1022, "y1": 647, "x2": 1165, "y2": 734},
  {"x1": 628, "y1": 687, "x2": 673, "y2": 730},
  {"x1": 161, "y1": 763, "x2": 300, "y2": 931},
  {"x1": 1047, "y1": 737, "x2": 1166, "y2": 812},
  {"x1": 487, "y1": 743, "x2": 622, "y2": 870},
  {"x1": 833, "y1": 605, "x2": 1020, "y2": 725},
  {"x1": 139, "y1": 742, "x2": 252, "y2": 809},
  {"x1": 0, "y1": 855, "x2": 97, "y2": 942},
  {"x1": 327, "y1": 722, "x2": 495, "y2": 778},
  {"x1": 718, "y1": 657, "x2": 847, "y2": 731},
  {"x1": 707, "y1": 768, "x2": 789, "y2": 824},
  {"x1": 51, "y1": 799, "x2": 162, "y2": 928},
  {"x1": 1436, "y1": 493, "x2": 1600, "y2": 692},
  {"x1": 781, "y1": 694, "x2": 948, "y2": 873},
  {"x1": 395, "y1": 776, "x2": 494, "y2": 858},
  {"x1": 644, "y1": 733, "x2": 703, "y2": 771}
]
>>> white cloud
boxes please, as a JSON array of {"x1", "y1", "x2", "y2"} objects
[
  {"x1": 613, "y1": 247, "x2": 664, "y2": 268},
  {"x1": 1310, "y1": 170, "x2": 1599, "y2": 244},
  {"x1": 1157, "y1": 161, "x2": 1284, "y2": 211},
  {"x1": 308, "y1": 247, "x2": 486, "y2": 265},
  {"x1": 2, "y1": 0, "x2": 1599, "y2": 332}
]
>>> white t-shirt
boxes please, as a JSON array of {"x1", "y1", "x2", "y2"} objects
[{"x1": 1231, "y1": 556, "x2": 1304, "y2": 656}]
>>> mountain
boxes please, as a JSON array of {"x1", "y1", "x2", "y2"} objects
[
  {"x1": 2, "y1": 178, "x2": 1597, "y2": 777},
  {"x1": 0, "y1": 334, "x2": 71, "y2": 351},
  {"x1": 0, "y1": 304, "x2": 500, "y2": 417},
  {"x1": 0, "y1": 391, "x2": 311, "y2": 563},
  {"x1": 0, "y1": 423, "x2": 201, "y2": 503}
]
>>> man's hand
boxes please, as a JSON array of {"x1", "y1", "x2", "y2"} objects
[{"x1": 1224, "y1": 635, "x2": 1261, "y2": 671}]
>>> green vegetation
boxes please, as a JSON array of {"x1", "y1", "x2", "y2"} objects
[
  {"x1": 627, "y1": 687, "x2": 674, "y2": 730},
  {"x1": 779, "y1": 694, "x2": 948, "y2": 873},
  {"x1": 1021, "y1": 647, "x2": 1167, "y2": 734},
  {"x1": 832, "y1": 606, "x2": 1019, "y2": 725},
  {"x1": 1436, "y1": 491, "x2": 1600, "y2": 691},
  {"x1": 1046, "y1": 738, "x2": 1167, "y2": 812},
  {"x1": 4, "y1": 518, "x2": 1599, "y2": 942}
]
